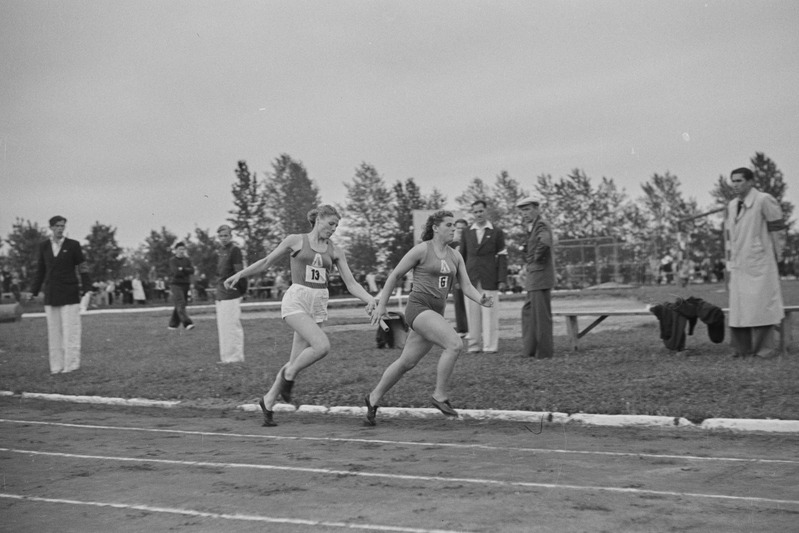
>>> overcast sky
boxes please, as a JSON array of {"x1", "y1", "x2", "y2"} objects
[{"x1": 2, "y1": 0, "x2": 798, "y2": 250}]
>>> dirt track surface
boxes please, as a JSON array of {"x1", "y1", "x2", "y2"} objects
[{"x1": 2, "y1": 398, "x2": 798, "y2": 532}]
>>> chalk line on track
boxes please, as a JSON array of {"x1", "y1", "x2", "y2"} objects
[
  {"x1": 2, "y1": 447, "x2": 798, "y2": 507},
  {"x1": 2, "y1": 418, "x2": 798, "y2": 465},
  {"x1": 0, "y1": 493, "x2": 465, "y2": 533}
]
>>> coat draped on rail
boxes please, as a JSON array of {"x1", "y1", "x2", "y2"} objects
[{"x1": 649, "y1": 297, "x2": 725, "y2": 352}]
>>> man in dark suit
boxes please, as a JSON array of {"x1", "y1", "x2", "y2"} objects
[
  {"x1": 460, "y1": 200, "x2": 508, "y2": 353},
  {"x1": 449, "y1": 218, "x2": 470, "y2": 337},
  {"x1": 518, "y1": 196, "x2": 555, "y2": 358},
  {"x1": 30, "y1": 216, "x2": 92, "y2": 373}
]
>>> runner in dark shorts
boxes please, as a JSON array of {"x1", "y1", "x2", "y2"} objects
[{"x1": 364, "y1": 210, "x2": 494, "y2": 425}]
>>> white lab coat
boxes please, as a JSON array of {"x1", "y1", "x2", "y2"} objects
[{"x1": 725, "y1": 188, "x2": 784, "y2": 327}]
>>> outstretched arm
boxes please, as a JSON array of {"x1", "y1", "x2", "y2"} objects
[
  {"x1": 333, "y1": 244, "x2": 377, "y2": 314},
  {"x1": 223, "y1": 235, "x2": 299, "y2": 290}
]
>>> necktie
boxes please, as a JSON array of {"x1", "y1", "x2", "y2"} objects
[{"x1": 737, "y1": 200, "x2": 744, "y2": 216}]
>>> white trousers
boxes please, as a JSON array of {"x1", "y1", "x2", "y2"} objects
[
  {"x1": 216, "y1": 298, "x2": 244, "y2": 363},
  {"x1": 465, "y1": 282, "x2": 500, "y2": 352},
  {"x1": 45, "y1": 304, "x2": 81, "y2": 373}
]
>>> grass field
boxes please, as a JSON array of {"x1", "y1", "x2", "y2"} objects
[{"x1": 1, "y1": 281, "x2": 798, "y2": 422}]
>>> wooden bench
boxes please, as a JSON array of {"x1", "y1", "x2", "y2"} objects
[{"x1": 554, "y1": 305, "x2": 799, "y2": 353}]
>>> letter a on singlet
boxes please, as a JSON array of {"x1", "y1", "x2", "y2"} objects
[
  {"x1": 440, "y1": 260, "x2": 451, "y2": 273},
  {"x1": 312, "y1": 253, "x2": 323, "y2": 267}
]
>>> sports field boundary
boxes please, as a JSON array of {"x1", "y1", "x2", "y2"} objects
[{"x1": 3, "y1": 390, "x2": 798, "y2": 434}]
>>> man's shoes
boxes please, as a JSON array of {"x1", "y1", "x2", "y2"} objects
[
  {"x1": 431, "y1": 397, "x2": 458, "y2": 417},
  {"x1": 167, "y1": 326, "x2": 178, "y2": 330},
  {"x1": 364, "y1": 395, "x2": 378, "y2": 426},
  {"x1": 483, "y1": 351, "x2": 498, "y2": 354},
  {"x1": 186, "y1": 324, "x2": 195, "y2": 330},
  {"x1": 258, "y1": 398, "x2": 276, "y2": 427},
  {"x1": 277, "y1": 368, "x2": 294, "y2": 403}
]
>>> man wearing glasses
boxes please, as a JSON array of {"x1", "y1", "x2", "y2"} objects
[{"x1": 30, "y1": 216, "x2": 92, "y2": 374}]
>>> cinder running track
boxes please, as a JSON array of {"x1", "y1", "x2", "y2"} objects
[{"x1": 2, "y1": 398, "x2": 797, "y2": 532}]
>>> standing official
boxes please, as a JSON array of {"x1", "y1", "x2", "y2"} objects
[
  {"x1": 168, "y1": 242, "x2": 195, "y2": 330},
  {"x1": 449, "y1": 218, "x2": 470, "y2": 337},
  {"x1": 460, "y1": 200, "x2": 508, "y2": 353},
  {"x1": 725, "y1": 167, "x2": 785, "y2": 358},
  {"x1": 30, "y1": 216, "x2": 92, "y2": 374},
  {"x1": 215, "y1": 225, "x2": 246, "y2": 363},
  {"x1": 518, "y1": 196, "x2": 555, "y2": 359}
]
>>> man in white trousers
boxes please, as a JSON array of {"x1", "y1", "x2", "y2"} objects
[
  {"x1": 214, "y1": 225, "x2": 246, "y2": 363},
  {"x1": 460, "y1": 200, "x2": 508, "y2": 353},
  {"x1": 30, "y1": 216, "x2": 92, "y2": 374}
]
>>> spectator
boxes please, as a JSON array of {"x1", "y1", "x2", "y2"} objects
[
  {"x1": 725, "y1": 167, "x2": 785, "y2": 358},
  {"x1": 214, "y1": 224, "x2": 246, "y2": 363},
  {"x1": 460, "y1": 200, "x2": 508, "y2": 354},
  {"x1": 29, "y1": 215, "x2": 92, "y2": 374},
  {"x1": 132, "y1": 273, "x2": 146, "y2": 304},
  {"x1": 517, "y1": 196, "x2": 555, "y2": 359},
  {"x1": 168, "y1": 242, "x2": 195, "y2": 331},
  {"x1": 449, "y1": 218, "x2": 469, "y2": 337},
  {"x1": 196, "y1": 273, "x2": 209, "y2": 301},
  {"x1": 154, "y1": 277, "x2": 166, "y2": 302}
]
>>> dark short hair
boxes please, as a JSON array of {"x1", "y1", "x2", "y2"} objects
[
  {"x1": 730, "y1": 167, "x2": 754, "y2": 181},
  {"x1": 455, "y1": 218, "x2": 468, "y2": 227},
  {"x1": 49, "y1": 216, "x2": 66, "y2": 227},
  {"x1": 216, "y1": 224, "x2": 232, "y2": 234},
  {"x1": 174, "y1": 242, "x2": 186, "y2": 249},
  {"x1": 471, "y1": 200, "x2": 487, "y2": 209}
]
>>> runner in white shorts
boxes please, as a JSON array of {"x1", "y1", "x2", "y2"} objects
[{"x1": 225, "y1": 204, "x2": 376, "y2": 426}]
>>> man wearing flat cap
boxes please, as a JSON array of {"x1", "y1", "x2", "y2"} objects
[
  {"x1": 517, "y1": 196, "x2": 555, "y2": 358},
  {"x1": 30, "y1": 216, "x2": 92, "y2": 373}
]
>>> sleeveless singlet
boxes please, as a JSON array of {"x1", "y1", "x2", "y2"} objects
[
  {"x1": 290, "y1": 234, "x2": 335, "y2": 289},
  {"x1": 410, "y1": 241, "x2": 458, "y2": 300}
]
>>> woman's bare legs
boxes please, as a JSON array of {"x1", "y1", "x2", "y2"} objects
[
  {"x1": 263, "y1": 313, "x2": 330, "y2": 410},
  {"x1": 368, "y1": 310, "x2": 463, "y2": 406}
]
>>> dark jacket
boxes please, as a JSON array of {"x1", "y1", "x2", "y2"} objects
[
  {"x1": 31, "y1": 238, "x2": 90, "y2": 306},
  {"x1": 460, "y1": 223, "x2": 508, "y2": 290},
  {"x1": 523, "y1": 215, "x2": 555, "y2": 291},
  {"x1": 169, "y1": 256, "x2": 193, "y2": 286}
]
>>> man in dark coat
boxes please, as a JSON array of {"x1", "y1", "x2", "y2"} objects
[
  {"x1": 30, "y1": 216, "x2": 91, "y2": 373},
  {"x1": 460, "y1": 200, "x2": 508, "y2": 353},
  {"x1": 518, "y1": 197, "x2": 555, "y2": 358}
]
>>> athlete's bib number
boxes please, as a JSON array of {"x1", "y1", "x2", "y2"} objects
[
  {"x1": 306, "y1": 265, "x2": 327, "y2": 284},
  {"x1": 438, "y1": 276, "x2": 448, "y2": 289}
]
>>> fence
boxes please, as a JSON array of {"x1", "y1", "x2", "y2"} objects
[{"x1": 555, "y1": 237, "x2": 655, "y2": 289}]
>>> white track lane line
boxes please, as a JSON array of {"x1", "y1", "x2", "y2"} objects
[
  {"x1": 1, "y1": 418, "x2": 797, "y2": 465},
  {"x1": 0, "y1": 493, "x2": 466, "y2": 533},
  {"x1": 2, "y1": 447, "x2": 798, "y2": 507}
]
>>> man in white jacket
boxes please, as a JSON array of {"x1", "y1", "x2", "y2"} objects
[{"x1": 725, "y1": 167, "x2": 786, "y2": 358}]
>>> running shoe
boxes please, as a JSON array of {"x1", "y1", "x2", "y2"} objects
[
  {"x1": 364, "y1": 395, "x2": 378, "y2": 426},
  {"x1": 258, "y1": 398, "x2": 276, "y2": 427},
  {"x1": 431, "y1": 397, "x2": 458, "y2": 417}
]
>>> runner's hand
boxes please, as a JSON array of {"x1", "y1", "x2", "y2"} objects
[{"x1": 480, "y1": 293, "x2": 494, "y2": 307}]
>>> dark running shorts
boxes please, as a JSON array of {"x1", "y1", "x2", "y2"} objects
[{"x1": 404, "y1": 291, "x2": 446, "y2": 330}]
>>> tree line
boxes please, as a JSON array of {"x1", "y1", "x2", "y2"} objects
[{"x1": 2, "y1": 152, "x2": 795, "y2": 291}]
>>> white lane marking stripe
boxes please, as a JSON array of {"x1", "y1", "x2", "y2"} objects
[
  {"x1": 0, "y1": 493, "x2": 466, "y2": 533},
  {"x1": 1, "y1": 418, "x2": 797, "y2": 465},
  {"x1": 2, "y1": 447, "x2": 798, "y2": 507}
]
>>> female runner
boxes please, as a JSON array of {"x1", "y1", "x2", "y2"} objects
[
  {"x1": 225, "y1": 205, "x2": 375, "y2": 426},
  {"x1": 365, "y1": 210, "x2": 493, "y2": 425}
]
